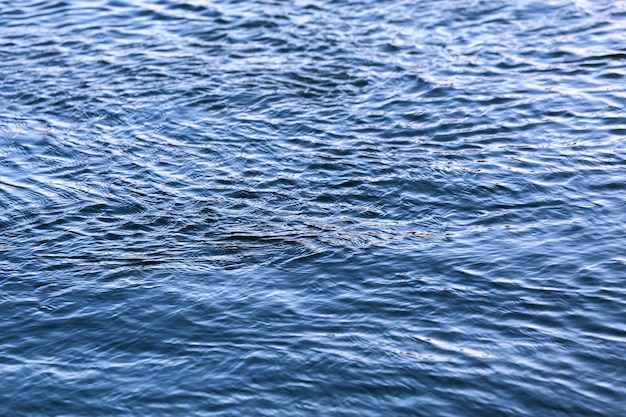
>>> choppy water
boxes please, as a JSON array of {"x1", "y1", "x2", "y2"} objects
[{"x1": 1, "y1": 0, "x2": 625, "y2": 415}]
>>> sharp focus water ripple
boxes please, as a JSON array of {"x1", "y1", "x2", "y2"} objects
[{"x1": 1, "y1": 0, "x2": 625, "y2": 416}]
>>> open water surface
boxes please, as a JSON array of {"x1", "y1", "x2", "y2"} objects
[{"x1": 1, "y1": 0, "x2": 626, "y2": 415}]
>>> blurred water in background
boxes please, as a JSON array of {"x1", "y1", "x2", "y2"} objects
[{"x1": 1, "y1": 0, "x2": 625, "y2": 415}]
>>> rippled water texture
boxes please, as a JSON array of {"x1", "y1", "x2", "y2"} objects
[{"x1": 1, "y1": 0, "x2": 626, "y2": 415}]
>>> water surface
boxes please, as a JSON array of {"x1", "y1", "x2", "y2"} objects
[{"x1": 1, "y1": 0, "x2": 625, "y2": 415}]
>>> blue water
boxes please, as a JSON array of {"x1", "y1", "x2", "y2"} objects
[{"x1": 1, "y1": 0, "x2": 625, "y2": 415}]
